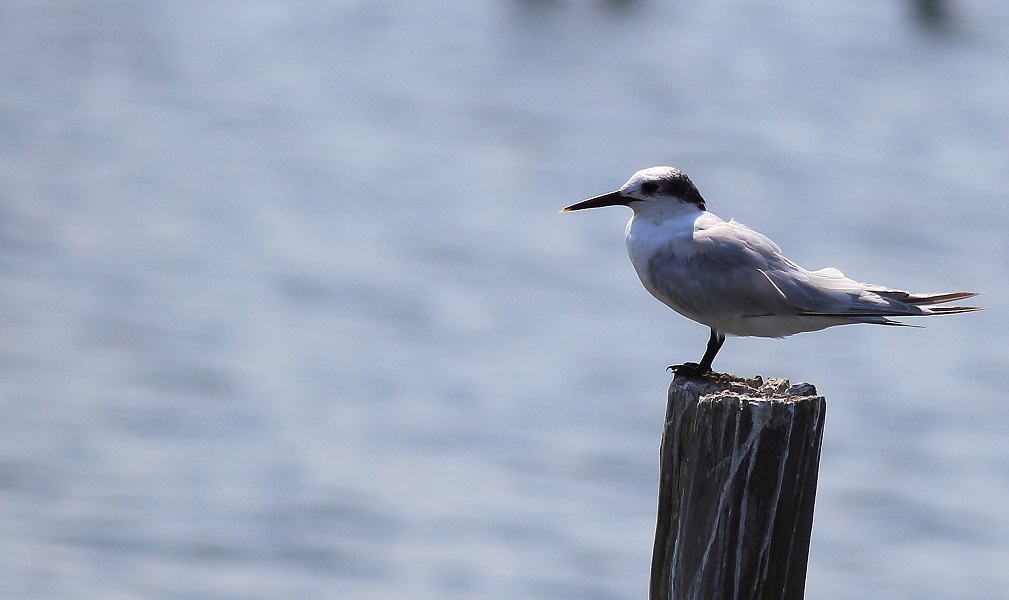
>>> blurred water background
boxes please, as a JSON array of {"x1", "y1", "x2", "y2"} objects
[{"x1": 1, "y1": 1, "x2": 1008, "y2": 598}]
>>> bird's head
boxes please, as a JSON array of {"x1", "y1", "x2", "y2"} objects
[{"x1": 560, "y1": 166, "x2": 706, "y2": 215}]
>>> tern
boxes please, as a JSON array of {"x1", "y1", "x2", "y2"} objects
[{"x1": 561, "y1": 166, "x2": 983, "y2": 377}]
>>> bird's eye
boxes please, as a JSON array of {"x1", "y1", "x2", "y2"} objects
[{"x1": 641, "y1": 181, "x2": 659, "y2": 195}]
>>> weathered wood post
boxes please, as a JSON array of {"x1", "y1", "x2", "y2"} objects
[{"x1": 650, "y1": 374, "x2": 826, "y2": 600}]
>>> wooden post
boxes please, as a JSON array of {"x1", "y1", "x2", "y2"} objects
[{"x1": 650, "y1": 374, "x2": 826, "y2": 600}]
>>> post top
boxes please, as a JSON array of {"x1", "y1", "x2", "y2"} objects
[{"x1": 671, "y1": 373, "x2": 820, "y2": 401}]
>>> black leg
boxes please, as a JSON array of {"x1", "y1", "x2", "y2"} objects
[
  {"x1": 697, "y1": 329, "x2": 725, "y2": 373},
  {"x1": 668, "y1": 328, "x2": 725, "y2": 378}
]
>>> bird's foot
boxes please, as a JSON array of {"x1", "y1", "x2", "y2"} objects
[{"x1": 666, "y1": 362, "x2": 713, "y2": 379}]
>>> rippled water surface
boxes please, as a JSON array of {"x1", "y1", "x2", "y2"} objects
[{"x1": 1, "y1": 1, "x2": 1008, "y2": 599}]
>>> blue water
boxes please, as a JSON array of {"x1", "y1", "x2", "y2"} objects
[{"x1": 1, "y1": 1, "x2": 1008, "y2": 598}]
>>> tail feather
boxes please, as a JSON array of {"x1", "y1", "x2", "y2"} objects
[
  {"x1": 803, "y1": 305, "x2": 985, "y2": 318},
  {"x1": 920, "y1": 305, "x2": 985, "y2": 315},
  {"x1": 799, "y1": 289, "x2": 984, "y2": 320},
  {"x1": 871, "y1": 290, "x2": 981, "y2": 306}
]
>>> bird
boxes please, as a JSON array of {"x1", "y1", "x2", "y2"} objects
[{"x1": 560, "y1": 166, "x2": 983, "y2": 377}]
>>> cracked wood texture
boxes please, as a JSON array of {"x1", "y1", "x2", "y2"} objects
[{"x1": 650, "y1": 374, "x2": 826, "y2": 600}]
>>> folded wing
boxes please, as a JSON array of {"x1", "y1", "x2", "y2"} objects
[{"x1": 643, "y1": 219, "x2": 982, "y2": 330}]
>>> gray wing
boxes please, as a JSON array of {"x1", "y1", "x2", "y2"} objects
[
  {"x1": 644, "y1": 219, "x2": 977, "y2": 326},
  {"x1": 642, "y1": 220, "x2": 847, "y2": 323}
]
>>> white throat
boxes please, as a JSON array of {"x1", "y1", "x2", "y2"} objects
[{"x1": 628, "y1": 197, "x2": 704, "y2": 224}]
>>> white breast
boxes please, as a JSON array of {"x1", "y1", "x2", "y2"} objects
[{"x1": 624, "y1": 211, "x2": 702, "y2": 307}]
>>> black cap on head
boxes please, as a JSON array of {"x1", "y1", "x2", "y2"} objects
[{"x1": 646, "y1": 168, "x2": 705, "y2": 210}]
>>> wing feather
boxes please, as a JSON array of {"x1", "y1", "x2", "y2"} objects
[{"x1": 640, "y1": 218, "x2": 981, "y2": 331}]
